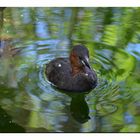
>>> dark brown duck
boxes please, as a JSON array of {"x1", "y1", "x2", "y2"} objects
[{"x1": 45, "y1": 45, "x2": 97, "y2": 92}]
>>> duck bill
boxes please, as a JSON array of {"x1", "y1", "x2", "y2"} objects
[{"x1": 81, "y1": 57, "x2": 91, "y2": 69}]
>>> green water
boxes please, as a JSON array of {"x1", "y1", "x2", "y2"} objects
[{"x1": 0, "y1": 7, "x2": 140, "y2": 132}]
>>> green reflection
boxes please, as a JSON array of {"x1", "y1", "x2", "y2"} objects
[{"x1": 0, "y1": 7, "x2": 140, "y2": 132}]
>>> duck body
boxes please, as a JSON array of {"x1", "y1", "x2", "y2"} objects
[{"x1": 45, "y1": 45, "x2": 97, "y2": 92}]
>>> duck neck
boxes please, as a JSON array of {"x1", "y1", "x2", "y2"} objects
[
  {"x1": 71, "y1": 65, "x2": 84, "y2": 76},
  {"x1": 70, "y1": 51, "x2": 86, "y2": 76}
]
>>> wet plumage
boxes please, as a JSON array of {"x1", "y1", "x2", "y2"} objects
[{"x1": 45, "y1": 45, "x2": 97, "y2": 92}]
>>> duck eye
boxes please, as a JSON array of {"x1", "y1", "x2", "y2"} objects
[
  {"x1": 79, "y1": 56, "x2": 82, "y2": 60},
  {"x1": 79, "y1": 56, "x2": 85, "y2": 65}
]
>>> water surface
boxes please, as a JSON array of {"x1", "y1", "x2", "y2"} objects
[{"x1": 0, "y1": 7, "x2": 140, "y2": 132}]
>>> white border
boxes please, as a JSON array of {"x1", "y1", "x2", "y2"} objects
[
  {"x1": 0, "y1": 0, "x2": 140, "y2": 7},
  {"x1": 1, "y1": 1, "x2": 140, "y2": 139},
  {"x1": 0, "y1": 133, "x2": 140, "y2": 140}
]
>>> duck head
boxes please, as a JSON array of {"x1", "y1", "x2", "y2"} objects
[{"x1": 70, "y1": 45, "x2": 91, "y2": 75}]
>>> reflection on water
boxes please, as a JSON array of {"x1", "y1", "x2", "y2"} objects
[
  {"x1": 70, "y1": 94, "x2": 90, "y2": 124},
  {"x1": 0, "y1": 7, "x2": 140, "y2": 132}
]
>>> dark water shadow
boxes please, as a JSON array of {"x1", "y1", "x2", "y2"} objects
[
  {"x1": 0, "y1": 106, "x2": 25, "y2": 133},
  {"x1": 53, "y1": 87, "x2": 91, "y2": 124},
  {"x1": 69, "y1": 93, "x2": 90, "y2": 123}
]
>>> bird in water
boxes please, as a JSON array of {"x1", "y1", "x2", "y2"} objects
[{"x1": 45, "y1": 45, "x2": 97, "y2": 92}]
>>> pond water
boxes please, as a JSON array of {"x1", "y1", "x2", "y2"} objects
[{"x1": 0, "y1": 7, "x2": 140, "y2": 132}]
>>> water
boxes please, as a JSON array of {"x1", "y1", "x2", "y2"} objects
[{"x1": 0, "y1": 7, "x2": 140, "y2": 132}]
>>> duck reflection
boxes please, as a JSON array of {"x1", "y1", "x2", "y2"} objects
[
  {"x1": 65, "y1": 92, "x2": 90, "y2": 124},
  {"x1": 52, "y1": 85, "x2": 90, "y2": 124},
  {"x1": 70, "y1": 94, "x2": 90, "y2": 123}
]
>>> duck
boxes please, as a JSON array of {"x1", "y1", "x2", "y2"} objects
[{"x1": 45, "y1": 45, "x2": 97, "y2": 92}]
